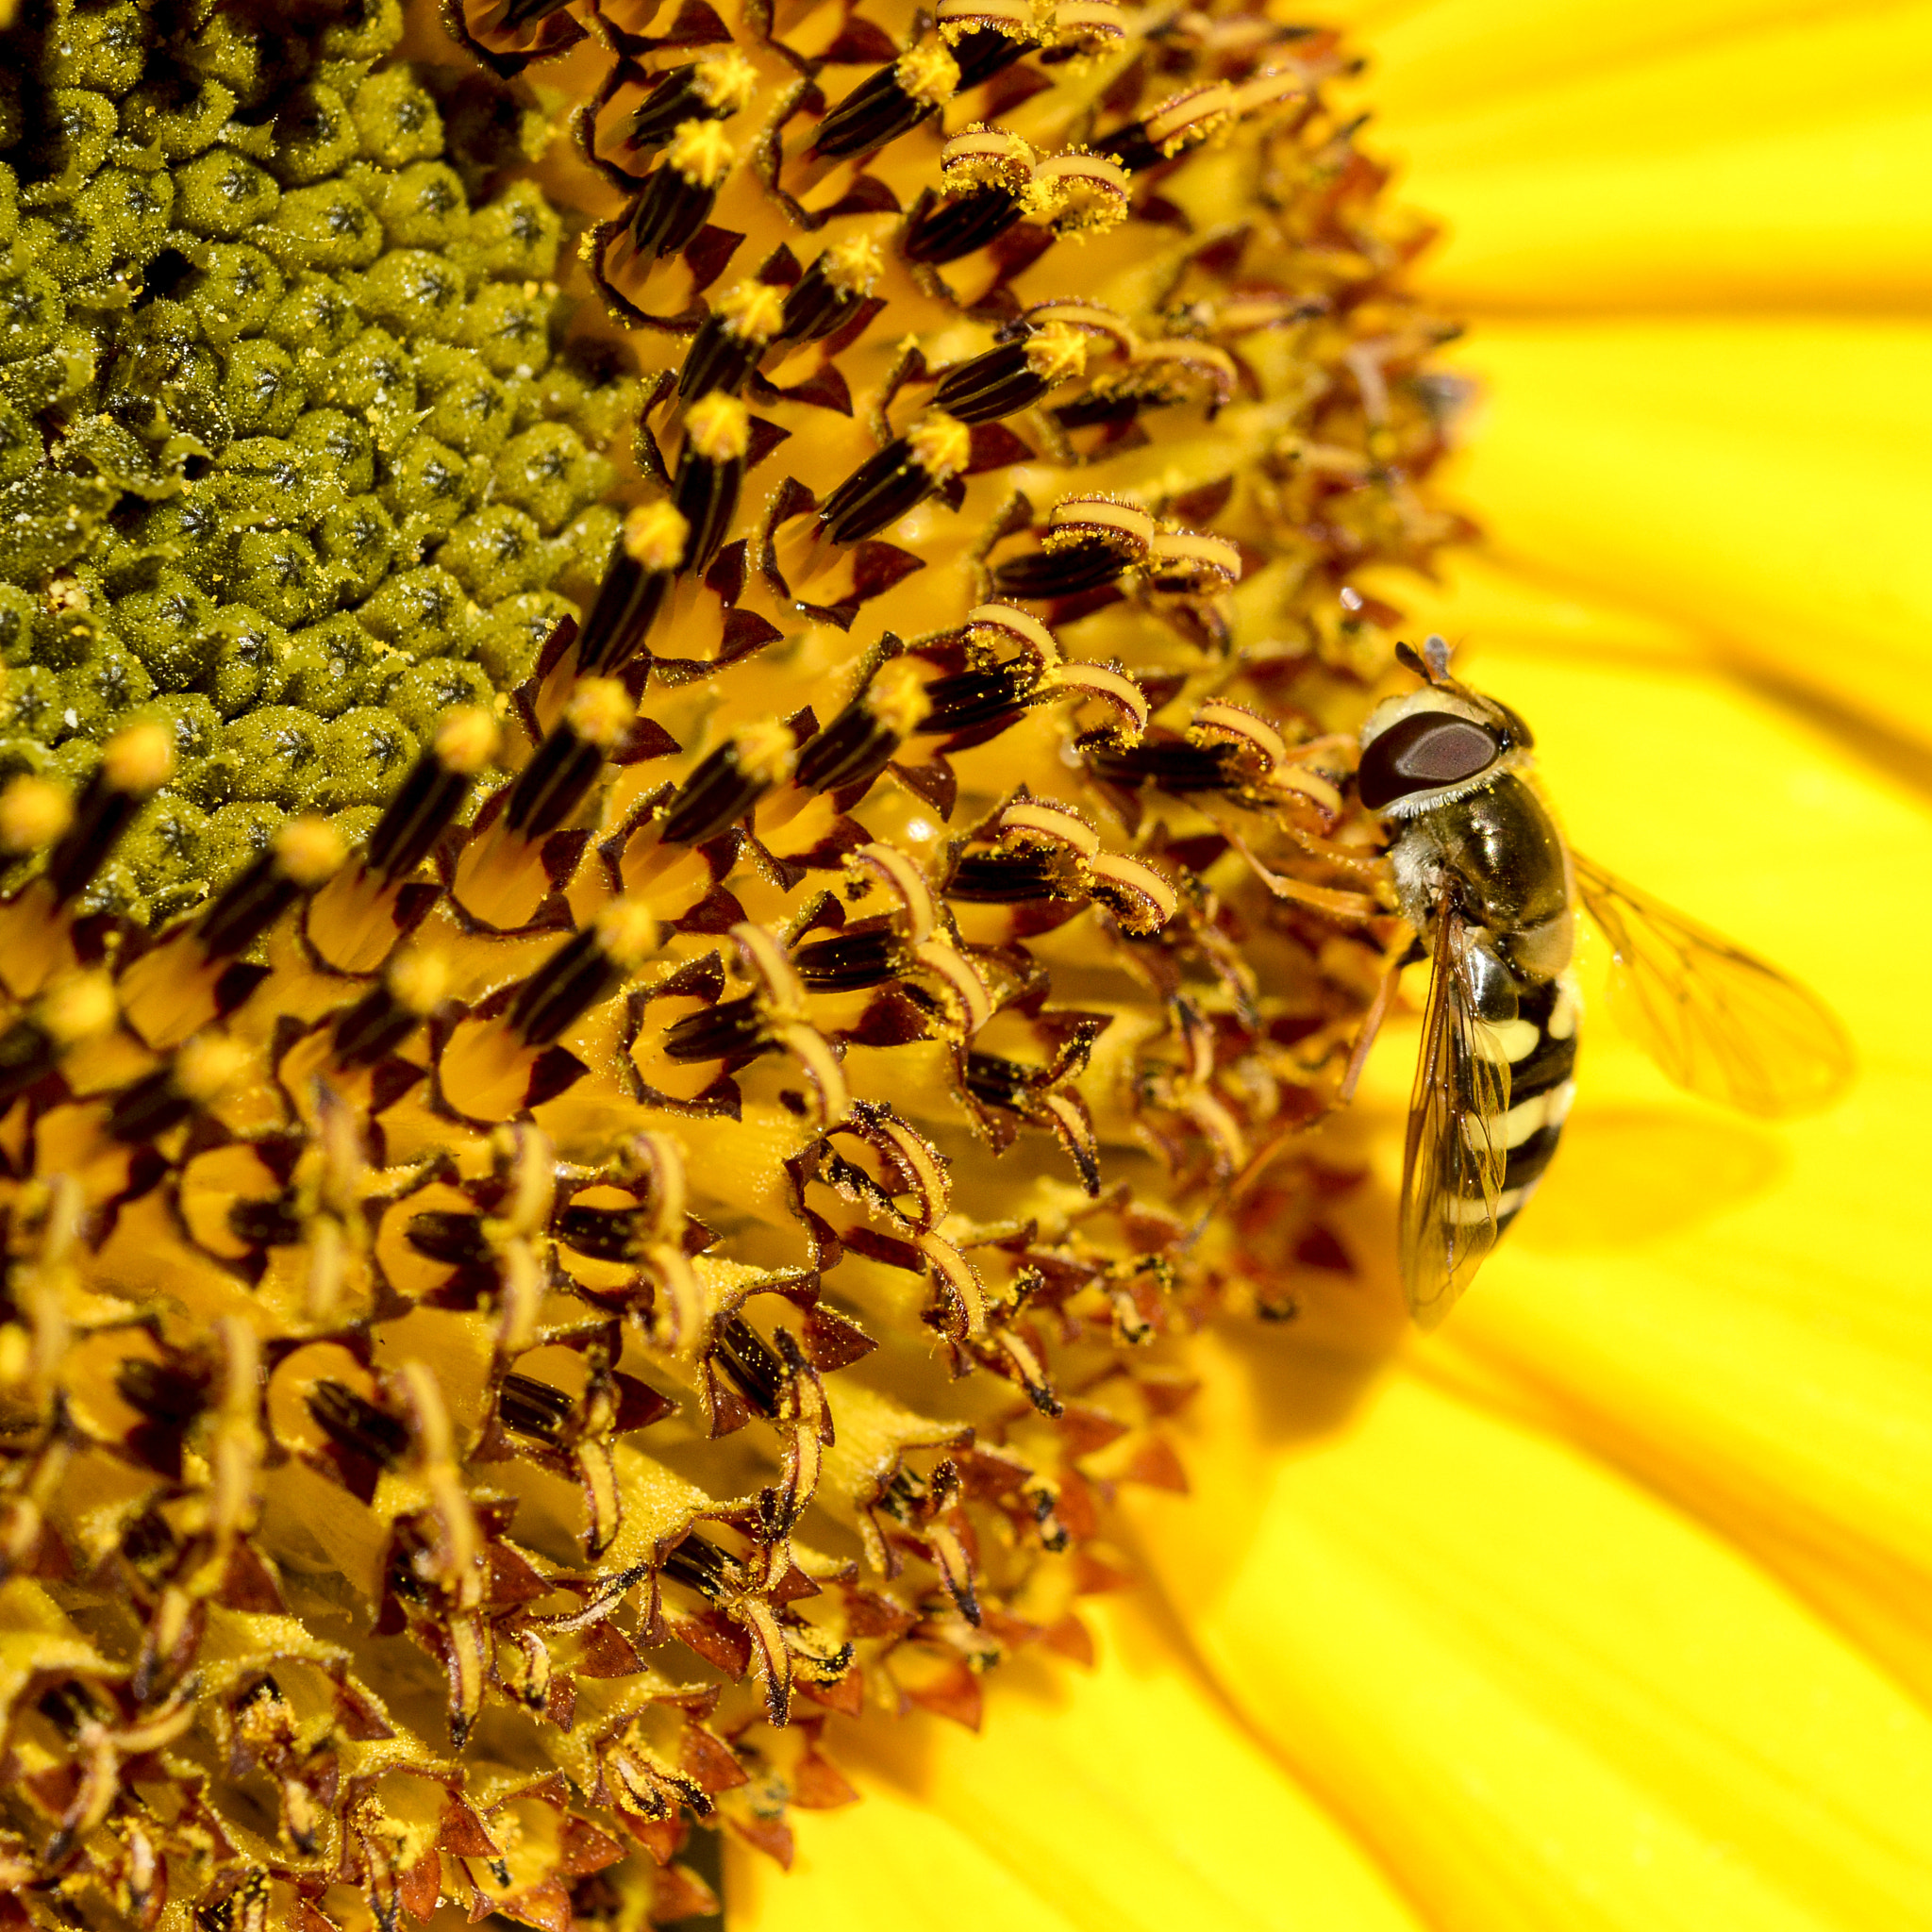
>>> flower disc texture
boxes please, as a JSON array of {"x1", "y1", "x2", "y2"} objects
[{"x1": 0, "y1": 0, "x2": 1465, "y2": 1922}]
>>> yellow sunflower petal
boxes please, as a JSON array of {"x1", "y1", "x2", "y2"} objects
[
  {"x1": 1388, "y1": 638, "x2": 1932, "y2": 1702},
  {"x1": 1425, "y1": 322, "x2": 1932, "y2": 742},
  {"x1": 1331, "y1": 0, "x2": 1899, "y2": 118},
  {"x1": 1363, "y1": 6, "x2": 1932, "y2": 308},
  {"x1": 1127, "y1": 1338, "x2": 1932, "y2": 1932},
  {"x1": 1113, "y1": 628, "x2": 1932, "y2": 1929},
  {"x1": 733, "y1": 1592, "x2": 1426, "y2": 1932}
]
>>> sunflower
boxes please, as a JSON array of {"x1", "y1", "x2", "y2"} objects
[
  {"x1": 726, "y1": 4, "x2": 1932, "y2": 1929},
  {"x1": 0, "y1": 0, "x2": 1922, "y2": 1924}
]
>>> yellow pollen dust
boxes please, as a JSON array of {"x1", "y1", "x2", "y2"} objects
[
  {"x1": 623, "y1": 499, "x2": 691, "y2": 571},
  {"x1": 38, "y1": 971, "x2": 116, "y2": 1048},
  {"x1": 0, "y1": 775, "x2": 72, "y2": 854},
  {"x1": 692, "y1": 46, "x2": 758, "y2": 112},
  {"x1": 387, "y1": 947, "x2": 452, "y2": 1016},
  {"x1": 942, "y1": 124, "x2": 1037, "y2": 192},
  {"x1": 938, "y1": 0, "x2": 1038, "y2": 42},
  {"x1": 174, "y1": 1033, "x2": 250, "y2": 1105},
  {"x1": 273, "y1": 815, "x2": 348, "y2": 888},
  {"x1": 102, "y1": 722, "x2": 174, "y2": 795},
  {"x1": 907, "y1": 410, "x2": 973, "y2": 482},
  {"x1": 666, "y1": 118, "x2": 736, "y2": 189},
  {"x1": 565, "y1": 677, "x2": 635, "y2": 749},
  {"x1": 822, "y1": 232, "x2": 884, "y2": 294},
  {"x1": 718, "y1": 278, "x2": 788, "y2": 343},
  {"x1": 434, "y1": 705, "x2": 503, "y2": 776},
  {"x1": 895, "y1": 40, "x2": 962, "y2": 106},
  {"x1": 594, "y1": 898, "x2": 660, "y2": 970},
  {"x1": 1029, "y1": 150, "x2": 1132, "y2": 232},
  {"x1": 865, "y1": 655, "x2": 934, "y2": 735},
  {"x1": 685, "y1": 391, "x2": 752, "y2": 463},
  {"x1": 1025, "y1": 323, "x2": 1090, "y2": 383},
  {"x1": 731, "y1": 715, "x2": 799, "y2": 788}
]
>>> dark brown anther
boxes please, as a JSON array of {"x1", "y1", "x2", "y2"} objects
[
  {"x1": 499, "y1": 1372, "x2": 574, "y2": 1443},
  {"x1": 0, "y1": 1021, "x2": 58, "y2": 1110},
  {"x1": 901, "y1": 187, "x2": 1024, "y2": 266},
  {"x1": 1087, "y1": 737, "x2": 1241, "y2": 793},
  {"x1": 331, "y1": 952, "x2": 448, "y2": 1069},
  {"x1": 627, "y1": 119, "x2": 736, "y2": 260},
  {"x1": 508, "y1": 902, "x2": 657, "y2": 1048},
  {"x1": 0, "y1": 974, "x2": 115, "y2": 1108},
  {"x1": 711, "y1": 1311, "x2": 788, "y2": 1419},
  {"x1": 793, "y1": 704, "x2": 896, "y2": 794},
  {"x1": 45, "y1": 722, "x2": 173, "y2": 903},
  {"x1": 554, "y1": 1204, "x2": 647, "y2": 1262},
  {"x1": 122, "y1": 1507, "x2": 177, "y2": 1569},
  {"x1": 227, "y1": 1193, "x2": 303, "y2": 1247},
  {"x1": 819, "y1": 413, "x2": 971, "y2": 546},
  {"x1": 678, "y1": 279, "x2": 787, "y2": 401},
  {"x1": 366, "y1": 709, "x2": 499, "y2": 882},
  {"x1": 946, "y1": 849, "x2": 1074, "y2": 903},
  {"x1": 660, "y1": 1531, "x2": 732, "y2": 1599},
  {"x1": 496, "y1": 0, "x2": 576, "y2": 28},
  {"x1": 950, "y1": 25, "x2": 1034, "y2": 86},
  {"x1": 1092, "y1": 120, "x2": 1165, "y2": 173},
  {"x1": 672, "y1": 453, "x2": 741, "y2": 579},
  {"x1": 576, "y1": 503, "x2": 688, "y2": 677},
  {"x1": 116, "y1": 1357, "x2": 208, "y2": 1424},
  {"x1": 776, "y1": 238, "x2": 882, "y2": 344},
  {"x1": 625, "y1": 65, "x2": 704, "y2": 151},
  {"x1": 107, "y1": 1034, "x2": 246, "y2": 1142},
  {"x1": 197, "y1": 818, "x2": 346, "y2": 958},
  {"x1": 577, "y1": 554, "x2": 672, "y2": 680},
  {"x1": 1053, "y1": 390, "x2": 1153, "y2": 431},
  {"x1": 930, "y1": 341, "x2": 1047, "y2": 424},
  {"x1": 108, "y1": 1067, "x2": 191, "y2": 1141},
  {"x1": 506, "y1": 679, "x2": 633, "y2": 838},
  {"x1": 658, "y1": 719, "x2": 794, "y2": 847},
  {"x1": 678, "y1": 315, "x2": 761, "y2": 402},
  {"x1": 625, "y1": 49, "x2": 757, "y2": 153},
  {"x1": 992, "y1": 538, "x2": 1129, "y2": 598},
  {"x1": 671, "y1": 392, "x2": 751, "y2": 578},
  {"x1": 661, "y1": 994, "x2": 767, "y2": 1064},
  {"x1": 404, "y1": 1210, "x2": 493, "y2": 1268},
  {"x1": 916, "y1": 663, "x2": 1040, "y2": 737},
  {"x1": 810, "y1": 42, "x2": 959, "y2": 160},
  {"x1": 791, "y1": 923, "x2": 904, "y2": 991},
  {"x1": 307, "y1": 1379, "x2": 409, "y2": 1469}
]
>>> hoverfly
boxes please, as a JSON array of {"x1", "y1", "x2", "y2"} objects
[{"x1": 1357, "y1": 635, "x2": 1853, "y2": 1325}]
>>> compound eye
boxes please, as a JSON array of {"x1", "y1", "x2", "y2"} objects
[
  {"x1": 1357, "y1": 710, "x2": 1501, "y2": 809},
  {"x1": 1491, "y1": 701, "x2": 1535, "y2": 750}
]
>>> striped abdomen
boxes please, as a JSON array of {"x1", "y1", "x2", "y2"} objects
[{"x1": 1479, "y1": 970, "x2": 1580, "y2": 1233}]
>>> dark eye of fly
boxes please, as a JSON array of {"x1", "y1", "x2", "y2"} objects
[
  {"x1": 1491, "y1": 700, "x2": 1535, "y2": 750},
  {"x1": 1357, "y1": 710, "x2": 1501, "y2": 809}
]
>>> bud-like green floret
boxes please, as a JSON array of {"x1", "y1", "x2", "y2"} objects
[{"x1": 0, "y1": 0, "x2": 638, "y2": 919}]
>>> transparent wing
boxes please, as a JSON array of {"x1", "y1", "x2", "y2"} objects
[
  {"x1": 1573, "y1": 852, "x2": 1854, "y2": 1118},
  {"x1": 1400, "y1": 902, "x2": 1512, "y2": 1328}
]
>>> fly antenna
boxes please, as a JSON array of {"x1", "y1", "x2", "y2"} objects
[
  {"x1": 1393, "y1": 639, "x2": 1442, "y2": 684},
  {"x1": 1423, "y1": 633, "x2": 1453, "y2": 680}
]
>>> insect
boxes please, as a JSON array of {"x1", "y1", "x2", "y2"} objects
[{"x1": 1357, "y1": 635, "x2": 1853, "y2": 1325}]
